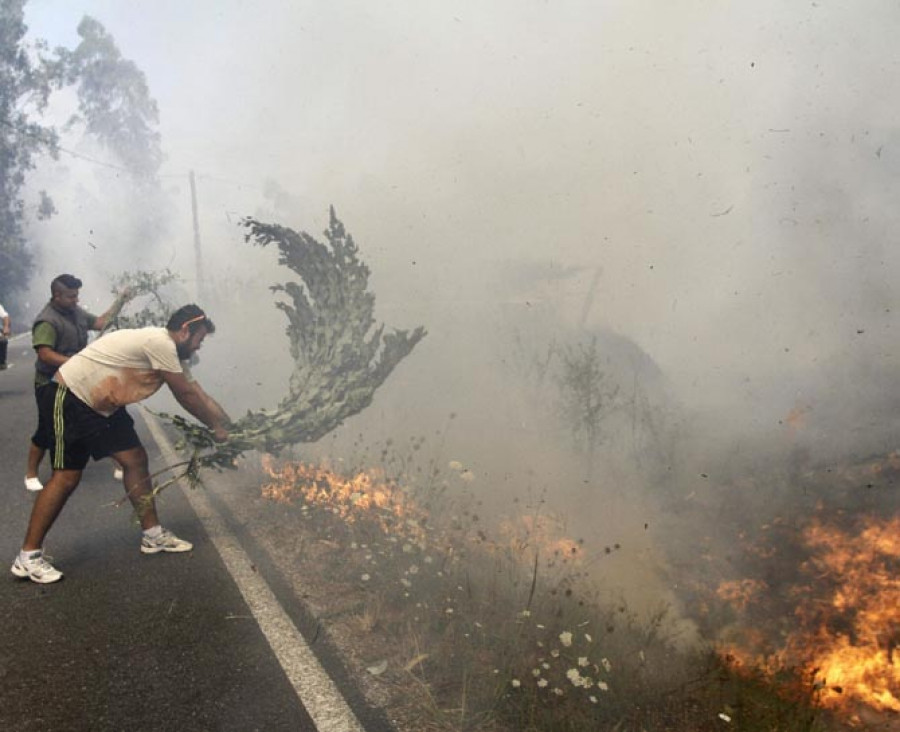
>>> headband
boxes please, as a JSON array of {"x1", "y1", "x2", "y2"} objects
[{"x1": 182, "y1": 314, "x2": 207, "y2": 328}]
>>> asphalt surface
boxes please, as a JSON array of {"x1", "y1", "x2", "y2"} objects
[{"x1": 0, "y1": 337, "x2": 385, "y2": 732}]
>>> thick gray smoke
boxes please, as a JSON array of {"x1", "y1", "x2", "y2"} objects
[{"x1": 21, "y1": 1, "x2": 900, "y2": 627}]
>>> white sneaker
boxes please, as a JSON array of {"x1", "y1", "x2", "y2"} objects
[
  {"x1": 113, "y1": 467, "x2": 124, "y2": 481},
  {"x1": 140, "y1": 528, "x2": 193, "y2": 554},
  {"x1": 11, "y1": 552, "x2": 63, "y2": 584},
  {"x1": 24, "y1": 476, "x2": 43, "y2": 492}
]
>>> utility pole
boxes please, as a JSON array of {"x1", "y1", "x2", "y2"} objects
[{"x1": 189, "y1": 170, "x2": 206, "y2": 303}]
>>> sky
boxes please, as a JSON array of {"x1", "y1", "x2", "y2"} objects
[{"x1": 19, "y1": 0, "x2": 900, "y2": 626}]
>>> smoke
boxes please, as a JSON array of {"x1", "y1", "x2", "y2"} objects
[{"x1": 20, "y1": 1, "x2": 900, "y2": 632}]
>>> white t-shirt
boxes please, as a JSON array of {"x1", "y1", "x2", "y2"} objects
[
  {"x1": 58, "y1": 327, "x2": 183, "y2": 415},
  {"x1": 0, "y1": 303, "x2": 8, "y2": 318}
]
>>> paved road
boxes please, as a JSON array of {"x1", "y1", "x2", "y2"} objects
[{"x1": 0, "y1": 336, "x2": 390, "y2": 732}]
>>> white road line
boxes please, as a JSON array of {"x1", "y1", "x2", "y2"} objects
[{"x1": 142, "y1": 410, "x2": 367, "y2": 732}]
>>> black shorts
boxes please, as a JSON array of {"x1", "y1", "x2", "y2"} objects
[
  {"x1": 37, "y1": 382, "x2": 142, "y2": 471},
  {"x1": 31, "y1": 383, "x2": 54, "y2": 450}
]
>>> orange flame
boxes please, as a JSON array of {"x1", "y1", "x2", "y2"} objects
[
  {"x1": 260, "y1": 457, "x2": 586, "y2": 569},
  {"x1": 794, "y1": 517, "x2": 900, "y2": 711},
  {"x1": 260, "y1": 456, "x2": 429, "y2": 544},
  {"x1": 719, "y1": 515, "x2": 900, "y2": 714}
]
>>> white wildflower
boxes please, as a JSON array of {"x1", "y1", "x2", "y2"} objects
[
  {"x1": 559, "y1": 631, "x2": 573, "y2": 647},
  {"x1": 718, "y1": 713, "x2": 732, "y2": 723},
  {"x1": 408, "y1": 565, "x2": 419, "y2": 575},
  {"x1": 400, "y1": 578, "x2": 412, "y2": 588},
  {"x1": 519, "y1": 609, "x2": 532, "y2": 618},
  {"x1": 589, "y1": 695, "x2": 598, "y2": 704},
  {"x1": 532, "y1": 668, "x2": 542, "y2": 677},
  {"x1": 423, "y1": 555, "x2": 434, "y2": 564},
  {"x1": 511, "y1": 679, "x2": 521, "y2": 688},
  {"x1": 542, "y1": 662, "x2": 550, "y2": 670},
  {"x1": 448, "y1": 460, "x2": 464, "y2": 471},
  {"x1": 584, "y1": 633, "x2": 593, "y2": 643},
  {"x1": 361, "y1": 574, "x2": 370, "y2": 581},
  {"x1": 578, "y1": 656, "x2": 589, "y2": 667},
  {"x1": 581, "y1": 676, "x2": 594, "y2": 689},
  {"x1": 598, "y1": 681, "x2": 609, "y2": 692},
  {"x1": 460, "y1": 470, "x2": 475, "y2": 482},
  {"x1": 536, "y1": 623, "x2": 545, "y2": 629},
  {"x1": 537, "y1": 678, "x2": 548, "y2": 688},
  {"x1": 601, "y1": 657, "x2": 612, "y2": 673},
  {"x1": 550, "y1": 649, "x2": 560, "y2": 658},
  {"x1": 445, "y1": 607, "x2": 454, "y2": 615},
  {"x1": 551, "y1": 688, "x2": 564, "y2": 696},
  {"x1": 566, "y1": 668, "x2": 582, "y2": 686},
  {"x1": 402, "y1": 543, "x2": 413, "y2": 553}
]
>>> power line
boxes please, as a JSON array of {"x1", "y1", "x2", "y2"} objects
[{"x1": 2, "y1": 114, "x2": 266, "y2": 191}]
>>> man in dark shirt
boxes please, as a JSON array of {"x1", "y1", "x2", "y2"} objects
[{"x1": 25, "y1": 274, "x2": 131, "y2": 491}]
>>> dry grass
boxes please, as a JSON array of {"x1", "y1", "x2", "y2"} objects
[{"x1": 225, "y1": 437, "x2": 868, "y2": 732}]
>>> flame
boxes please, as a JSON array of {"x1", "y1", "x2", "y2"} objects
[
  {"x1": 718, "y1": 514, "x2": 900, "y2": 714},
  {"x1": 794, "y1": 517, "x2": 900, "y2": 711},
  {"x1": 495, "y1": 513, "x2": 584, "y2": 563},
  {"x1": 716, "y1": 578, "x2": 768, "y2": 611},
  {"x1": 260, "y1": 456, "x2": 429, "y2": 544},
  {"x1": 260, "y1": 456, "x2": 585, "y2": 568},
  {"x1": 784, "y1": 403, "x2": 809, "y2": 434}
]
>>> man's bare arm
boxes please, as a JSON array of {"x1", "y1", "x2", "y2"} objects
[
  {"x1": 191, "y1": 380, "x2": 232, "y2": 428},
  {"x1": 36, "y1": 345, "x2": 69, "y2": 369},
  {"x1": 162, "y1": 370, "x2": 230, "y2": 441},
  {"x1": 93, "y1": 289, "x2": 133, "y2": 331}
]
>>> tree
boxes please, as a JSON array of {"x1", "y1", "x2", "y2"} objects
[
  {"x1": 60, "y1": 16, "x2": 162, "y2": 179},
  {"x1": 0, "y1": 0, "x2": 58, "y2": 300},
  {"x1": 555, "y1": 337, "x2": 620, "y2": 479},
  {"x1": 57, "y1": 15, "x2": 169, "y2": 253},
  {"x1": 1, "y1": 6, "x2": 168, "y2": 304}
]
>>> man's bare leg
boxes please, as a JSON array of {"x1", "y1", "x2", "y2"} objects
[
  {"x1": 25, "y1": 442, "x2": 45, "y2": 481},
  {"x1": 22, "y1": 469, "x2": 83, "y2": 551},
  {"x1": 113, "y1": 446, "x2": 159, "y2": 530}
]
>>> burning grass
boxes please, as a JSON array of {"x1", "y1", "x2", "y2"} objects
[
  {"x1": 711, "y1": 511, "x2": 900, "y2": 723},
  {"x1": 251, "y1": 432, "x2": 842, "y2": 732}
]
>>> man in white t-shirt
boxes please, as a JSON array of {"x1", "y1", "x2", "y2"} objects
[{"x1": 11, "y1": 304, "x2": 231, "y2": 584}]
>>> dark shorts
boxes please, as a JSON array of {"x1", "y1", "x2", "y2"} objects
[
  {"x1": 37, "y1": 382, "x2": 142, "y2": 471},
  {"x1": 31, "y1": 383, "x2": 53, "y2": 449}
]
